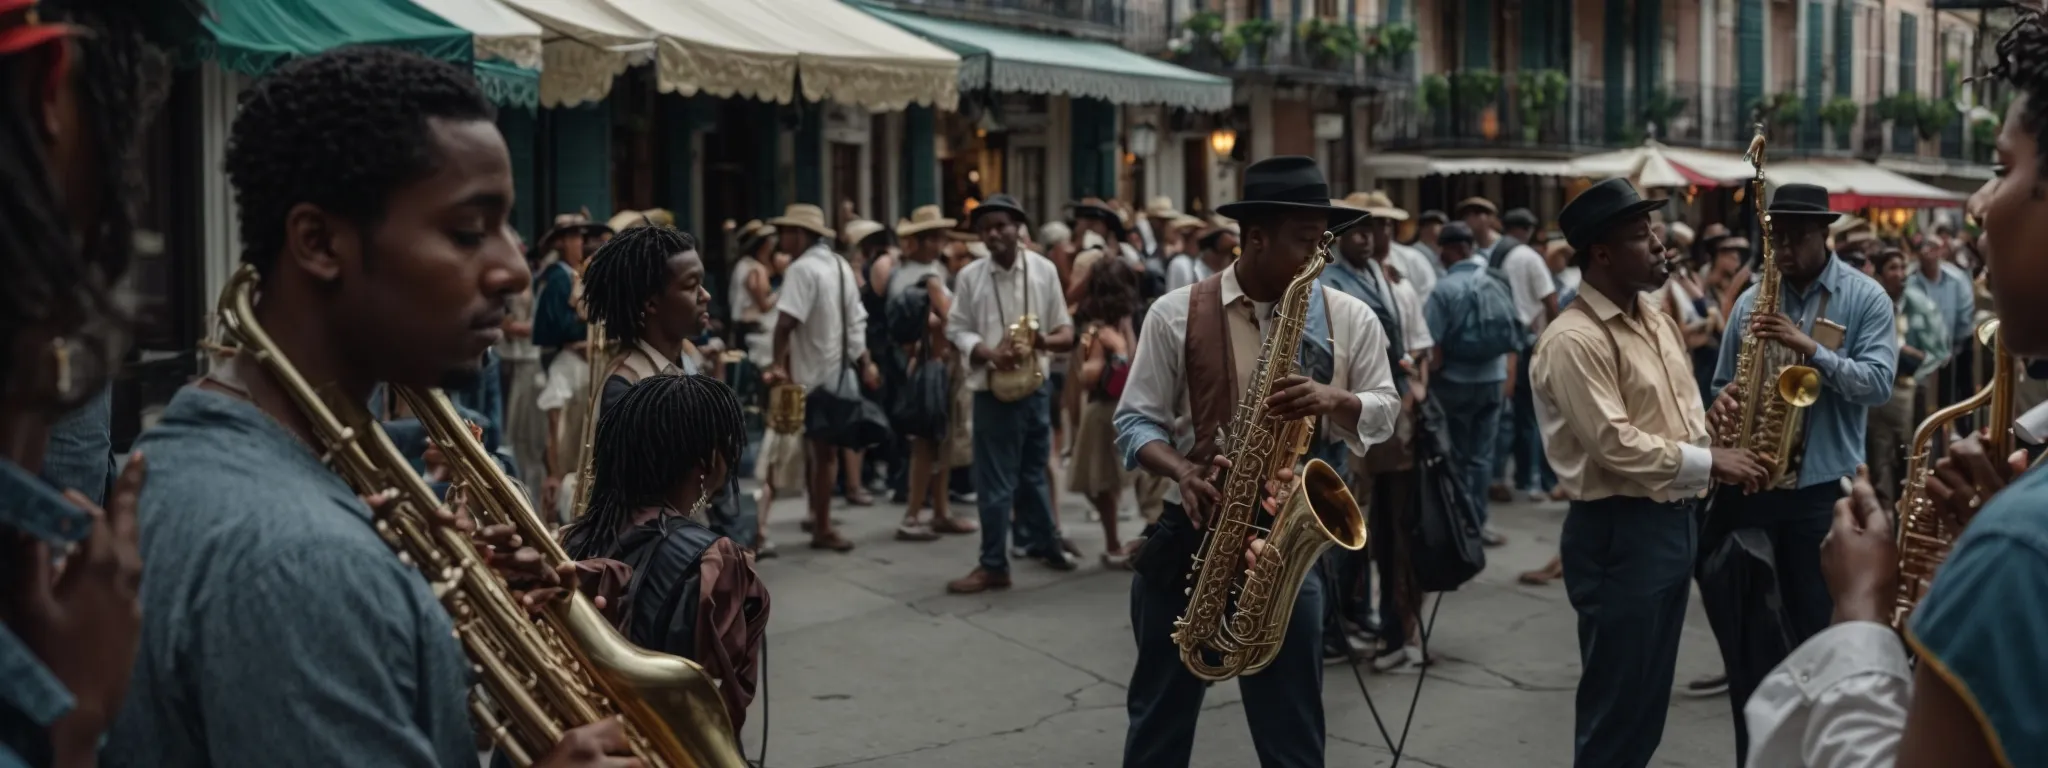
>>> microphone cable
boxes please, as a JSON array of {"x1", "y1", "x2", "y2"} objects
[{"x1": 1346, "y1": 590, "x2": 1445, "y2": 768}]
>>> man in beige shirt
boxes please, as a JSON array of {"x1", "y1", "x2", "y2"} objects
[{"x1": 1530, "y1": 178, "x2": 1767, "y2": 768}]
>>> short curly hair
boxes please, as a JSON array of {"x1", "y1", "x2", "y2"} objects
[{"x1": 226, "y1": 46, "x2": 495, "y2": 275}]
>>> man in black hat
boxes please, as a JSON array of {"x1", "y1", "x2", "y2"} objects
[
  {"x1": 1705, "y1": 181, "x2": 1898, "y2": 758},
  {"x1": 943, "y1": 193, "x2": 1077, "y2": 593},
  {"x1": 1114, "y1": 156, "x2": 1398, "y2": 768},
  {"x1": 1412, "y1": 209, "x2": 1448, "y2": 267},
  {"x1": 1530, "y1": 178, "x2": 1770, "y2": 768}
]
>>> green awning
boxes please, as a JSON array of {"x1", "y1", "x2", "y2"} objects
[
  {"x1": 853, "y1": 3, "x2": 1231, "y2": 112},
  {"x1": 202, "y1": 0, "x2": 538, "y2": 107}
]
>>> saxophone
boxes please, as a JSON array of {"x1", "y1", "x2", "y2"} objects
[
  {"x1": 214, "y1": 265, "x2": 745, "y2": 768},
  {"x1": 571, "y1": 320, "x2": 613, "y2": 520},
  {"x1": 1172, "y1": 220, "x2": 1370, "y2": 682},
  {"x1": 766, "y1": 382, "x2": 807, "y2": 434},
  {"x1": 1893, "y1": 318, "x2": 2012, "y2": 630},
  {"x1": 988, "y1": 254, "x2": 1044, "y2": 402},
  {"x1": 1718, "y1": 124, "x2": 1823, "y2": 484}
]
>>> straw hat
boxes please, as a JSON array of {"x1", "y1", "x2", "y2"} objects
[
  {"x1": 842, "y1": 218, "x2": 888, "y2": 247},
  {"x1": 1340, "y1": 191, "x2": 1411, "y2": 222},
  {"x1": 896, "y1": 204, "x2": 959, "y2": 238},
  {"x1": 1454, "y1": 196, "x2": 1498, "y2": 217},
  {"x1": 1166, "y1": 214, "x2": 1206, "y2": 234},
  {"x1": 1144, "y1": 196, "x2": 1183, "y2": 220},
  {"x1": 768, "y1": 203, "x2": 836, "y2": 238}
]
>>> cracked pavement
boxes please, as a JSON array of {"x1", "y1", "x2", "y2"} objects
[{"x1": 736, "y1": 485, "x2": 1737, "y2": 767}]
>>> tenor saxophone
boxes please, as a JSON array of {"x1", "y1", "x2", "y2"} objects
[
  {"x1": 213, "y1": 264, "x2": 745, "y2": 768},
  {"x1": 1718, "y1": 124, "x2": 1823, "y2": 484},
  {"x1": 1172, "y1": 219, "x2": 1370, "y2": 682},
  {"x1": 1893, "y1": 318, "x2": 2012, "y2": 630}
]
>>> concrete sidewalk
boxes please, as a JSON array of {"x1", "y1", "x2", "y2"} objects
[{"x1": 736, "y1": 485, "x2": 1738, "y2": 768}]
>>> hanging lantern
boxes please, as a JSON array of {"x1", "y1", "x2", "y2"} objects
[{"x1": 1210, "y1": 128, "x2": 1237, "y2": 158}]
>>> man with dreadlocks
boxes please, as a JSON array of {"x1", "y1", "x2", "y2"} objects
[
  {"x1": 581, "y1": 225, "x2": 713, "y2": 405},
  {"x1": 563, "y1": 374, "x2": 768, "y2": 739},
  {"x1": 1742, "y1": 13, "x2": 2048, "y2": 767},
  {"x1": 0, "y1": 0, "x2": 197, "y2": 764}
]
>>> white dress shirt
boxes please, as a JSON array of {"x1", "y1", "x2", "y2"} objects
[
  {"x1": 1114, "y1": 265, "x2": 1400, "y2": 504},
  {"x1": 1387, "y1": 241, "x2": 1439, "y2": 303},
  {"x1": 1389, "y1": 276, "x2": 1433, "y2": 354},
  {"x1": 1496, "y1": 242, "x2": 1557, "y2": 326},
  {"x1": 776, "y1": 242, "x2": 868, "y2": 390},
  {"x1": 945, "y1": 249, "x2": 1073, "y2": 392},
  {"x1": 1745, "y1": 622, "x2": 1913, "y2": 768},
  {"x1": 1165, "y1": 254, "x2": 1216, "y2": 294}
]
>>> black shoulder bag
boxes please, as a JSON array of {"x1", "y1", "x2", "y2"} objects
[{"x1": 804, "y1": 254, "x2": 894, "y2": 449}]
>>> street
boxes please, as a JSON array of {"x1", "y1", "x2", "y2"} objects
[{"x1": 736, "y1": 485, "x2": 1739, "y2": 768}]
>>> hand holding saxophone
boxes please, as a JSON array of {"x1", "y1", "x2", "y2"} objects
[
  {"x1": 376, "y1": 486, "x2": 581, "y2": 616},
  {"x1": 1821, "y1": 466, "x2": 1897, "y2": 627},
  {"x1": 1923, "y1": 427, "x2": 2030, "y2": 528},
  {"x1": 1262, "y1": 373, "x2": 1357, "y2": 423},
  {"x1": 1748, "y1": 313, "x2": 1819, "y2": 357},
  {"x1": 1174, "y1": 454, "x2": 1233, "y2": 528}
]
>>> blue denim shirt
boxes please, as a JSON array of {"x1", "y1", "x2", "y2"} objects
[
  {"x1": 1908, "y1": 464, "x2": 2048, "y2": 767},
  {"x1": 1907, "y1": 260, "x2": 1975, "y2": 345},
  {"x1": 1, "y1": 453, "x2": 99, "y2": 766},
  {"x1": 1424, "y1": 258, "x2": 1509, "y2": 384},
  {"x1": 1712, "y1": 255, "x2": 1897, "y2": 488},
  {"x1": 43, "y1": 386, "x2": 113, "y2": 506}
]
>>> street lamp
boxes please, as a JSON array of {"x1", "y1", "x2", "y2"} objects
[
  {"x1": 1210, "y1": 128, "x2": 1237, "y2": 158},
  {"x1": 1129, "y1": 122, "x2": 1159, "y2": 159}
]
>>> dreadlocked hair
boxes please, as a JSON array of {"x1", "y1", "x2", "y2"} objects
[
  {"x1": 1985, "y1": 10, "x2": 2048, "y2": 176},
  {"x1": 1, "y1": 0, "x2": 187, "y2": 404},
  {"x1": 562, "y1": 373, "x2": 746, "y2": 561},
  {"x1": 579, "y1": 225, "x2": 699, "y2": 345},
  {"x1": 226, "y1": 47, "x2": 494, "y2": 276}
]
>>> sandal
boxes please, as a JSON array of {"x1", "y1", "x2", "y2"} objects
[
  {"x1": 845, "y1": 489, "x2": 876, "y2": 507},
  {"x1": 809, "y1": 532, "x2": 856, "y2": 552},
  {"x1": 1517, "y1": 556, "x2": 1563, "y2": 586},
  {"x1": 930, "y1": 516, "x2": 979, "y2": 535},
  {"x1": 1100, "y1": 551, "x2": 1133, "y2": 571},
  {"x1": 895, "y1": 522, "x2": 940, "y2": 542}
]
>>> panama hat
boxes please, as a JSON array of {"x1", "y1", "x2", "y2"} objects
[
  {"x1": 1557, "y1": 177, "x2": 1668, "y2": 251},
  {"x1": 1215, "y1": 156, "x2": 1369, "y2": 228},
  {"x1": 1144, "y1": 196, "x2": 1183, "y2": 220},
  {"x1": 896, "y1": 204, "x2": 958, "y2": 238},
  {"x1": 768, "y1": 203, "x2": 837, "y2": 238},
  {"x1": 1454, "y1": 197, "x2": 1499, "y2": 217},
  {"x1": 1166, "y1": 214, "x2": 1206, "y2": 234},
  {"x1": 842, "y1": 218, "x2": 888, "y2": 247},
  {"x1": 1340, "y1": 191, "x2": 1411, "y2": 222}
]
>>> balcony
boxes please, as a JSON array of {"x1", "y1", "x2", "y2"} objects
[
  {"x1": 866, "y1": 0, "x2": 1124, "y2": 41},
  {"x1": 1155, "y1": 16, "x2": 1417, "y2": 92}
]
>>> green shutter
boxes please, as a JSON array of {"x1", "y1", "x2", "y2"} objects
[
  {"x1": 1804, "y1": 2, "x2": 1825, "y2": 146},
  {"x1": 1520, "y1": 0, "x2": 1549, "y2": 70},
  {"x1": 1069, "y1": 97, "x2": 1116, "y2": 199},
  {"x1": 1385, "y1": 0, "x2": 1403, "y2": 23},
  {"x1": 1637, "y1": 0, "x2": 1662, "y2": 116},
  {"x1": 1738, "y1": 0, "x2": 1764, "y2": 122},
  {"x1": 1834, "y1": 0, "x2": 1853, "y2": 97},
  {"x1": 753, "y1": 100, "x2": 781, "y2": 216},
  {"x1": 1464, "y1": 0, "x2": 1492, "y2": 70},
  {"x1": 796, "y1": 101, "x2": 823, "y2": 204},
  {"x1": 659, "y1": 93, "x2": 713, "y2": 233},
  {"x1": 551, "y1": 101, "x2": 611, "y2": 220},
  {"x1": 1899, "y1": 13, "x2": 1917, "y2": 94},
  {"x1": 1604, "y1": 0, "x2": 1628, "y2": 142},
  {"x1": 498, "y1": 109, "x2": 536, "y2": 243},
  {"x1": 902, "y1": 105, "x2": 937, "y2": 210}
]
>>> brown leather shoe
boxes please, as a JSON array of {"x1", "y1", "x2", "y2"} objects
[
  {"x1": 930, "y1": 515, "x2": 979, "y2": 534},
  {"x1": 946, "y1": 567, "x2": 1012, "y2": 594},
  {"x1": 809, "y1": 531, "x2": 856, "y2": 552}
]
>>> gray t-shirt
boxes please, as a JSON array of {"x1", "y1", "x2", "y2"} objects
[
  {"x1": 885, "y1": 258, "x2": 948, "y2": 302},
  {"x1": 106, "y1": 386, "x2": 473, "y2": 768}
]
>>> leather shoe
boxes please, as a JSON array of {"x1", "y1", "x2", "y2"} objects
[{"x1": 947, "y1": 568, "x2": 1013, "y2": 594}]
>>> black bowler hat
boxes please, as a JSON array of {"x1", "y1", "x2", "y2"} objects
[
  {"x1": 1216, "y1": 156, "x2": 1370, "y2": 228},
  {"x1": 969, "y1": 194, "x2": 1031, "y2": 228},
  {"x1": 1766, "y1": 183, "x2": 1842, "y2": 222},
  {"x1": 1558, "y1": 177, "x2": 1669, "y2": 252}
]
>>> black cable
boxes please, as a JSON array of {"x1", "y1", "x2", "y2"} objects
[
  {"x1": 755, "y1": 635, "x2": 769, "y2": 768},
  {"x1": 1347, "y1": 590, "x2": 1445, "y2": 768}
]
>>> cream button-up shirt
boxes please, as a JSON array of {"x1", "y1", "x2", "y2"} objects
[
  {"x1": 1530, "y1": 283, "x2": 1713, "y2": 502},
  {"x1": 945, "y1": 249, "x2": 1072, "y2": 392}
]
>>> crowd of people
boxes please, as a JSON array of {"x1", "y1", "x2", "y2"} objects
[{"x1": 9, "y1": 0, "x2": 2048, "y2": 766}]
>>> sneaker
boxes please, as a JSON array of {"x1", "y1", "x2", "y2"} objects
[
  {"x1": 1323, "y1": 640, "x2": 1354, "y2": 665},
  {"x1": 950, "y1": 490, "x2": 977, "y2": 505},
  {"x1": 1039, "y1": 549, "x2": 1079, "y2": 572},
  {"x1": 1682, "y1": 673, "x2": 1729, "y2": 697},
  {"x1": 1524, "y1": 488, "x2": 1548, "y2": 502},
  {"x1": 1481, "y1": 527, "x2": 1508, "y2": 547},
  {"x1": 755, "y1": 539, "x2": 779, "y2": 560},
  {"x1": 1371, "y1": 646, "x2": 1412, "y2": 673}
]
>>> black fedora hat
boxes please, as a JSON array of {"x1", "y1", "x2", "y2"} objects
[
  {"x1": 1558, "y1": 177, "x2": 1668, "y2": 251},
  {"x1": 1068, "y1": 197, "x2": 1128, "y2": 240},
  {"x1": 969, "y1": 194, "x2": 1030, "y2": 228},
  {"x1": 1766, "y1": 183, "x2": 1842, "y2": 222},
  {"x1": 1216, "y1": 156, "x2": 1369, "y2": 228}
]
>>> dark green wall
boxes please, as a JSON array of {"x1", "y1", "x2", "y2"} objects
[
  {"x1": 1464, "y1": 0, "x2": 1492, "y2": 70},
  {"x1": 796, "y1": 101, "x2": 823, "y2": 204},
  {"x1": 1604, "y1": 0, "x2": 1628, "y2": 141},
  {"x1": 498, "y1": 109, "x2": 537, "y2": 242},
  {"x1": 902, "y1": 105, "x2": 937, "y2": 211},
  {"x1": 551, "y1": 101, "x2": 611, "y2": 220}
]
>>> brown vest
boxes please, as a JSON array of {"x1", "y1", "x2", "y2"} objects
[{"x1": 1185, "y1": 274, "x2": 1237, "y2": 468}]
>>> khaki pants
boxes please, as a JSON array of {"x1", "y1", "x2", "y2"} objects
[{"x1": 1867, "y1": 377, "x2": 1916, "y2": 508}]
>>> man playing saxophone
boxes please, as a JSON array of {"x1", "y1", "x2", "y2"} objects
[
  {"x1": 104, "y1": 49, "x2": 636, "y2": 767},
  {"x1": 1113, "y1": 156, "x2": 1398, "y2": 768},
  {"x1": 1705, "y1": 182, "x2": 1899, "y2": 759}
]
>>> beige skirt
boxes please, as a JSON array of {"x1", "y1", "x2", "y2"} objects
[
  {"x1": 755, "y1": 430, "x2": 808, "y2": 493},
  {"x1": 1067, "y1": 399, "x2": 1129, "y2": 495}
]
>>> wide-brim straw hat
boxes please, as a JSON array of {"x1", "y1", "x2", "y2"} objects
[
  {"x1": 737, "y1": 219, "x2": 775, "y2": 254},
  {"x1": 897, "y1": 204, "x2": 958, "y2": 238},
  {"x1": 1196, "y1": 215, "x2": 1240, "y2": 249},
  {"x1": 768, "y1": 203, "x2": 837, "y2": 238},
  {"x1": 1166, "y1": 214, "x2": 1206, "y2": 234},
  {"x1": 1340, "y1": 191, "x2": 1411, "y2": 222},
  {"x1": 842, "y1": 218, "x2": 888, "y2": 247},
  {"x1": 1144, "y1": 195, "x2": 1182, "y2": 220}
]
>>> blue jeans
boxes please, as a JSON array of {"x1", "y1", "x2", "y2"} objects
[
  {"x1": 1562, "y1": 496, "x2": 1697, "y2": 768},
  {"x1": 1433, "y1": 380, "x2": 1505, "y2": 526},
  {"x1": 1125, "y1": 517, "x2": 1326, "y2": 768},
  {"x1": 972, "y1": 388, "x2": 1056, "y2": 574},
  {"x1": 1493, "y1": 350, "x2": 1554, "y2": 492}
]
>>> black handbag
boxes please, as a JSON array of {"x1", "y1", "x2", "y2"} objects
[
  {"x1": 803, "y1": 253, "x2": 893, "y2": 449},
  {"x1": 1409, "y1": 397, "x2": 1487, "y2": 592},
  {"x1": 889, "y1": 340, "x2": 951, "y2": 441}
]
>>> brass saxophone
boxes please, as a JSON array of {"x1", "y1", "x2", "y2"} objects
[
  {"x1": 1172, "y1": 220, "x2": 1370, "y2": 682},
  {"x1": 213, "y1": 265, "x2": 745, "y2": 767},
  {"x1": 1893, "y1": 318, "x2": 2013, "y2": 630},
  {"x1": 988, "y1": 255, "x2": 1044, "y2": 402},
  {"x1": 767, "y1": 382, "x2": 806, "y2": 434},
  {"x1": 571, "y1": 320, "x2": 613, "y2": 520},
  {"x1": 1718, "y1": 124, "x2": 1822, "y2": 484}
]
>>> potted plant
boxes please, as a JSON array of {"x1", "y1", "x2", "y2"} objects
[
  {"x1": 1514, "y1": 69, "x2": 1568, "y2": 142},
  {"x1": 1818, "y1": 97, "x2": 1859, "y2": 137},
  {"x1": 1638, "y1": 89, "x2": 1688, "y2": 139},
  {"x1": 1181, "y1": 11, "x2": 1225, "y2": 65},
  {"x1": 1420, "y1": 73, "x2": 1449, "y2": 115},
  {"x1": 1749, "y1": 92, "x2": 1800, "y2": 135},
  {"x1": 1235, "y1": 18, "x2": 1277, "y2": 66},
  {"x1": 1379, "y1": 23, "x2": 1416, "y2": 69},
  {"x1": 1453, "y1": 69, "x2": 1500, "y2": 112},
  {"x1": 1218, "y1": 29, "x2": 1244, "y2": 66},
  {"x1": 1874, "y1": 92, "x2": 1920, "y2": 124},
  {"x1": 1915, "y1": 98, "x2": 1958, "y2": 142},
  {"x1": 1298, "y1": 18, "x2": 1359, "y2": 70}
]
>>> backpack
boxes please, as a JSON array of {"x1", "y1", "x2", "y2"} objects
[{"x1": 1439, "y1": 265, "x2": 1530, "y2": 363}]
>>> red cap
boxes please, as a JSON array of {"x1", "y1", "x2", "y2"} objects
[{"x1": 0, "y1": 0, "x2": 76, "y2": 57}]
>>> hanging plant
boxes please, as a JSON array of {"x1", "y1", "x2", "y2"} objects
[
  {"x1": 1235, "y1": 18, "x2": 1277, "y2": 64},
  {"x1": 1874, "y1": 92, "x2": 1921, "y2": 123},
  {"x1": 1298, "y1": 17, "x2": 1359, "y2": 68},
  {"x1": 1514, "y1": 69, "x2": 1569, "y2": 141},
  {"x1": 1183, "y1": 11, "x2": 1225, "y2": 40},
  {"x1": 1818, "y1": 97, "x2": 1860, "y2": 132},
  {"x1": 1379, "y1": 23, "x2": 1417, "y2": 59},
  {"x1": 1420, "y1": 73, "x2": 1450, "y2": 114},
  {"x1": 1639, "y1": 89, "x2": 1689, "y2": 137},
  {"x1": 1915, "y1": 98, "x2": 1959, "y2": 141}
]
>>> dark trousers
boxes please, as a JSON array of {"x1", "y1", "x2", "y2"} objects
[
  {"x1": 1708, "y1": 482, "x2": 1838, "y2": 761},
  {"x1": 1509, "y1": 353, "x2": 1555, "y2": 491},
  {"x1": 1432, "y1": 380, "x2": 1504, "y2": 526},
  {"x1": 1367, "y1": 466, "x2": 1417, "y2": 640},
  {"x1": 972, "y1": 388, "x2": 1056, "y2": 574},
  {"x1": 1125, "y1": 505, "x2": 1327, "y2": 768},
  {"x1": 1561, "y1": 495, "x2": 1697, "y2": 768}
]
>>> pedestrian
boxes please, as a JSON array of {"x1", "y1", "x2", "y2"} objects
[
  {"x1": 944, "y1": 193, "x2": 1078, "y2": 593},
  {"x1": 846, "y1": 218, "x2": 894, "y2": 506},
  {"x1": 764, "y1": 203, "x2": 877, "y2": 553},
  {"x1": 888, "y1": 205, "x2": 979, "y2": 540},
  {"x1": 1531, "y1": 177, "x2": 1770, "y2": 768},
  {"x1": 1411, "y1": 209, "x2": 1448, "y2": 268},
  {"x1": 1113, "y1": 155, "x2": 1399, "y2": 768},
  {"x1": 533, "y1": 211, "x2": 613, "y2": 518},
  {"x1": 1069, "y1": 257, "x2": 1143, "y2": 569},
  {"x1": 1705, "y1": 182, "x2": 1898, "y2": 760},
  {"x1": 1481, "y1": 204, "x2": 1561, "y2": 507},
  {"x1": 1865, "y1": 247, "x2": 1950, "y2": 508},
  {"x1": 1422, "y1": 222, "x2": 1516, "y2": 544}
]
